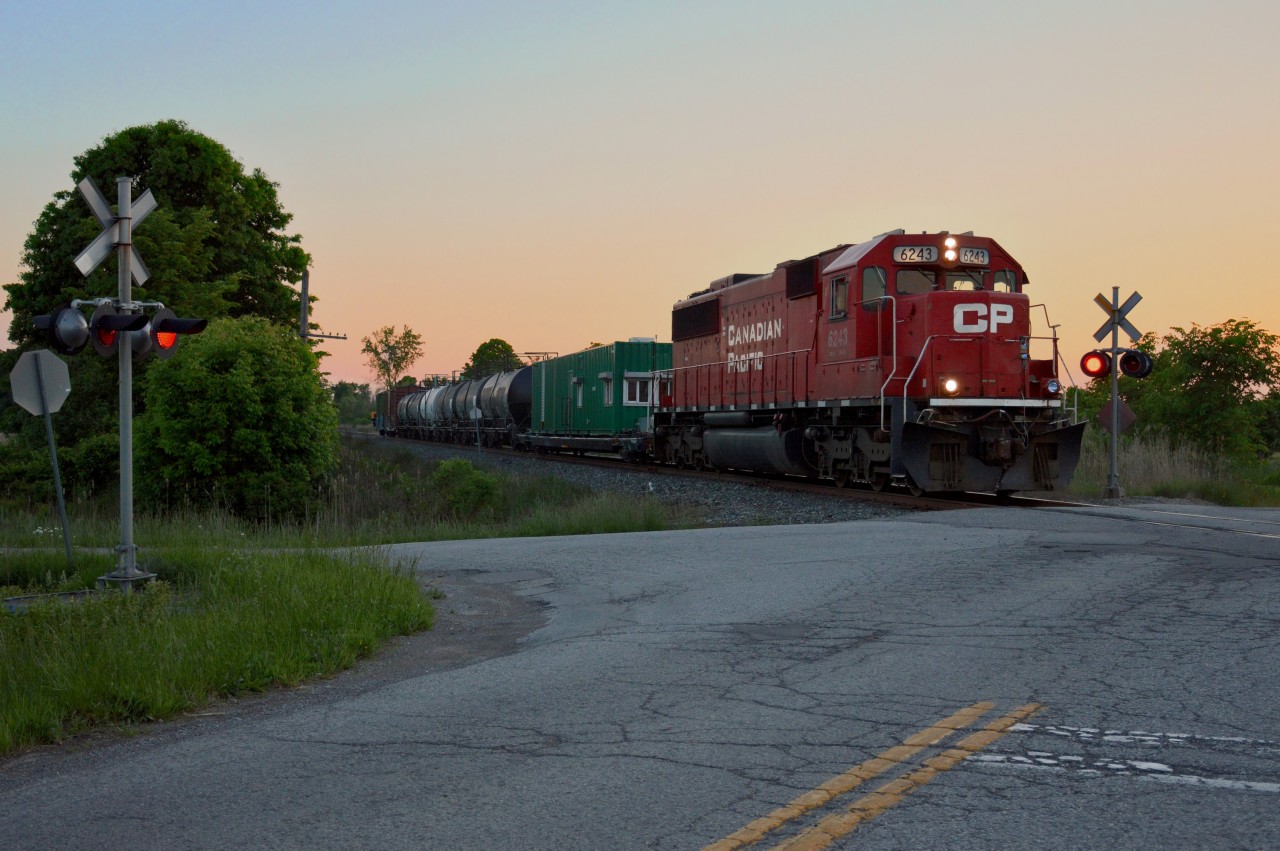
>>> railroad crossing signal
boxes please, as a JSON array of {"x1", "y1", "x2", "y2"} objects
[
  {"x1": 1089, "y1": 287, "x2": 1147, "y2": 499},
  {"x1": 71, "y1": 176, "x2": 167, "y2": 590}
]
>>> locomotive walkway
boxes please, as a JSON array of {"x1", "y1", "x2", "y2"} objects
[{"x1": 2, "y1": 502, "x2": 1278, "y2": 849}]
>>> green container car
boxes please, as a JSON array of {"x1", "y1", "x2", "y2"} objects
[{"x1": 526, "y1": 339, "x2": 672, "y2": 457}]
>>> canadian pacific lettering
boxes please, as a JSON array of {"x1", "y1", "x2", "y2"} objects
[{"x1": 725, "y1": 318, "x2": 783, "y2": 373}]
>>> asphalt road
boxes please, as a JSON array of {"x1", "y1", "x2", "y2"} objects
[{"x1": 2, "y1": 502, "x2": 1278, "y2": 849}]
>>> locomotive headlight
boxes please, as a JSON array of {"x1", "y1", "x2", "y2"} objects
[
  {"x1": 944, "y1": 237, "x2": 958, "y2": 249},
  {"x1": 944, "y1": 248, "x2": 958, "y2": 262},
  {"x1": 942, "y1": 377, "x2": 960, "y2": 396},
  {"x1": 1045, "y1": 378, "x2": 1062, "y2": 395}
]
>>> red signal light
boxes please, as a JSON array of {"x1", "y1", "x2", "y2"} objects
[
  {"x1": 89, "y1": 304, "x2": 148, "y2": 357},
  {"x1": 1080, "y1": 351, "x2": 1111, "y2": 379},
  {"x1": 135, "y1": 307, "x2": 207, "y2": 360}
]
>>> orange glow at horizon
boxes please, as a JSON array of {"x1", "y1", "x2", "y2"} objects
[{"x1": 2, "y1": 2, "x2": 1277, "y2": 391}]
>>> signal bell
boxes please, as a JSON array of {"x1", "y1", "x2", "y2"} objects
[
  {"x1": 90, "y1": 304, "x2": 149, "y2": 356},
  {"x1": 134, "y1": 307, "x2": 208, "y2": 360}
]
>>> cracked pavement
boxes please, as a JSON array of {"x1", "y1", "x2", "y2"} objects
[{"x1": 1, "y1": 503, "x2": 1277, "y2": 849}]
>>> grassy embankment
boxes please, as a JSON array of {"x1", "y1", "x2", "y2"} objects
[
  {"x1": 1065, "y1": 430, "x2": 1280, "y2": 505},
  {"x1": 0, "y1": 434, "x2": 689, "y2": 756}
]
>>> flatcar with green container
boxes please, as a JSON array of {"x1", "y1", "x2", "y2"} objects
[{"x1": 523, "y1": 339, "x2": 672, "y2": 458}]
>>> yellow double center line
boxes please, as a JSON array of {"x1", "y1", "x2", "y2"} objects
[{"x1": 704, "y1": 701, "x2": 1044, "y2": 851}]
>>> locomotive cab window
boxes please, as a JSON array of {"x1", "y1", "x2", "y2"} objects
[
  {"x1": 946, "y1": 271, "x2": 984, "y2": 291},
  {"x1": 862, "y1": 266, "x2": 887, "y2": 309},
  {"x1": 829, "y1": 276, "x2": 848, "y2": 320},
  {"x1": 896, "y1": 269, "x2": 935, "y2": 294},
  {"x1": 993, "y1": 270, "x2": 1018, "y2": 292}
]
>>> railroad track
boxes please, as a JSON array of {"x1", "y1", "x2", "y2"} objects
[
  {"x1": 518, "y1": 449, "x2": 1085, "y2": 511},
  {"x1": 349, "y1": 429, "x2": 1085, "y2": 513}
]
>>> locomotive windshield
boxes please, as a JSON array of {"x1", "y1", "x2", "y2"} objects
[
  {"x1": 896, "y1": 269, "x2": 934, "y2": 294},
  {"x1": 946, "y1": 270, "x2": 984, "y2": 291},
  {"x1": 893, "y1": 268, "x2": 1020, "y2": 294}
]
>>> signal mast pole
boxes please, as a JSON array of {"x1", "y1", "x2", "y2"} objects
[
  {"x1": 1104, "y1": 286, "x2": 1123, "y2": 499},
  {"x1": 112, "y1": 176, "x2": 145, "y2": 585}
]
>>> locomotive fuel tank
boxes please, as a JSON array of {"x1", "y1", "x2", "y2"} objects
[{"x1": 703, "y1": 427, "x2": 817, "y2": 477}]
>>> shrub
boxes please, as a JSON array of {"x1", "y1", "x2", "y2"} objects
[
  {"x1": 430, "y1": 458, "x2": 499, "y2": 518},
  {"x1": 135, "y1": 317, "x2": 338, "y2": 520}
]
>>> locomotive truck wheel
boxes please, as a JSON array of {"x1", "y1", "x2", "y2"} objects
[
  {"x1": 907, "y1": 475, "x2": 926, "y2": 497},
  {"x1": 869, "y1": 470, "x2": 890, "y2": 492},
  {"x1": 833, "y1": 469, "x2": 851, "y2": 488}
]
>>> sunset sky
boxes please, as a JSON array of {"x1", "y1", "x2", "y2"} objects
[{"x1": 3, "y1": 0, "x2": 1277, "y2": 389}]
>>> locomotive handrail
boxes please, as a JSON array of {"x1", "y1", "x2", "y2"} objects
[
  {"x1": 897, "y1": 332, "x2": 1066, "y2": 427},
  {"x1": 897, "y1": 333, "x2": 983, "y2": 428},
  {"x1": 664, "y1": 348, "x2": 813, "y2": 371},
  {"x1": 869, "y1": 295, "x2": 898, "y2": 430}
]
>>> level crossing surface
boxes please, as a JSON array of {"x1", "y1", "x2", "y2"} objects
[{"x1": 2, "y1": 503, "x2": 1277, "y2": 849}]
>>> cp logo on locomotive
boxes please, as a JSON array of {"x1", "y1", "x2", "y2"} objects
[{"x1": 953, "y1": 303, "x2": 1014, "y2": 334}]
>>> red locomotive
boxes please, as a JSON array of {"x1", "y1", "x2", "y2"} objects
[{"x1": 654, "y1": 230, "x2": 1084, "y2": 494}]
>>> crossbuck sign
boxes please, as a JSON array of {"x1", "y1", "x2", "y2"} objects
[
  {"x1": 1093, "y1": 290, "x2": 1143, "y2": 343},
  {"x1": 74, "y1": 176, "x2": 156, "y2": 283}
]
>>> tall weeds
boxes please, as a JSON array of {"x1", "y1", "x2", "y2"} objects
[{"x1": 1067, "y1": 430, "x2": 1280, "y2": 505}]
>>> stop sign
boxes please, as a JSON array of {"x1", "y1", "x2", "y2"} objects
[{"x1": 10, "y1": 349, "x2": 72, "y2": 415}]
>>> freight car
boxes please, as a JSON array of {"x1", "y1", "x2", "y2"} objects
[
  {"x1": 652, "y1": 230, "x2": 1084, "y2": 494},
  {"x1": 381, "y1": 340, "x2": 672, "y2": 456},
  {"x1": 394, "y1": 368, "x2": 533, "y2": 447},
  {"x1": 521, "y1": 339, "x2": 672, "y2": 459}
]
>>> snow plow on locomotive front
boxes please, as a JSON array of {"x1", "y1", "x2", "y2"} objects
[{"x1": 654, "y1": 230, "x2": 1085, "y2": 494}]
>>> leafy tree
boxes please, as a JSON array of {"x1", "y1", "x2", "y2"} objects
[
  {"x1": 462, "y1": 338, "x2": 521, "y2": 379},
  {"x1": 1078, "y1": 319, "x2": 1280, "y2": 457},
  {"x1": 4, "y1": 119, "x2": 308, "y2": 347},
  {"x1": 136, "y1": 317, "x2": 338, "y2": 520},
  {"x1": 0, "y1": 120, "x2": 311, "y2": 501},
  {"x1": 361, "y1": 326, "x2": 424, "y2": 395},
  {"x1": 331, "y1": 381, "x2": 373, "y2": 427},
  {"x1": 1255, "y1": 389, "x2": 1280, "y2": 456}
]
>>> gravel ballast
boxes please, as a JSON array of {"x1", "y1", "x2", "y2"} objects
[{"x1": 376, "y1": 438, "x2": 912, "y2": 527}]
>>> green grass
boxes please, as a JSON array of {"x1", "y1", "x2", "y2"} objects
[
  {"x1": 0, "y1": 436, "x2": 697, "y2": 756},
  {"x1": 0, "y1": 548, "x2": 433, "y2": 755},
  {"x1": 1, "y1": 438, "x2": 693, "y2": 551},
  {"x1": 1066, "y1": 431, "x2": 1280, "y2": 506}
]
